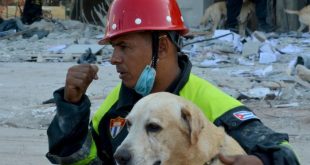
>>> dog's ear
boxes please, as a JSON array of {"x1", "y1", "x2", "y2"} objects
[{"x1": 181, "y1": 104, "x2": 204, "y2": 145}]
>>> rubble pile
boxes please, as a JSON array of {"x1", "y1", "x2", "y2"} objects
[
  {"x1": 0, "y1": 18, "x2": 113, "y2": 62},
  {"x1": 0, "y1": 19, "x2": 309, "y2": 129},
  {"x1": 183, "y1": 29, "x2": 310, "y2": 109}
]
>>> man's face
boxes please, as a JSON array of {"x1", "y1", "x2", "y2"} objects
[{"x1": 110, "y1": 32, "x2": 153, "y2": 88}]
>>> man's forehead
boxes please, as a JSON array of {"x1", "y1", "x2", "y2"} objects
[{"x1": 110, "y1": 31, "x2": 150, "y2": 44}]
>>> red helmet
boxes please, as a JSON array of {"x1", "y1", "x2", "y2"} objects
[{"x1": 99, "y1": 0, "x2": 189, "y2": 44}]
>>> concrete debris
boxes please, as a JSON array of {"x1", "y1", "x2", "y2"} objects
[
  {"x1": 199, "y1": 59, "x2": 230, "y2": 68},
  {"x1": 1, "y1": 23, "x2": 310, "y2": 129},
  {"x1": 274, "y1": 103, "x2": 299, "y2": 108},
  {"x1": 242, "y1": 40, "x2": 261, "y2": 57},
  {"x1": 253, "y1": 65, "x2": 273, "y2": 78},
  {"x1": 237, "y1": 57, "x2": 255, "y2": 66},
  {"x1": 1, "y1": 22, "x2": 310, "y2": 164},
  {"x1": 77, "y1": 48, "x2": 97, "y2": 64},
  {"x1": 260, "y1": 81, "x2": 287, "y2": 89},
  {"x1": 280, "y1": 44, "x2": 303, "y2": 54},
  {"x1": 259, "y1": 52, "x2": 278, "y2": 64},
  {"x1": 47, "y1": 44, "x2": 67, "y2": 54},
  {"x1": 241, "y1": 87, "x2": 279, "y2": 99},
  {"x1": 296, "y1": 65, "x2": 310, "y2": 83},
  {"x1": 252, "y1": 31, "x2": 267, "y2": 42},
  {"x1": 63, "y1": 44, "x2": 104, "y2": 55}
]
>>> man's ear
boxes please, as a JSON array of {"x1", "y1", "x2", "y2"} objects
[
  {"x1": 158, "y1": 35, "x2": 169, "y2": 57},
  {"x1": 181, "y1": 104, "x2": 204, "y2": 145}
]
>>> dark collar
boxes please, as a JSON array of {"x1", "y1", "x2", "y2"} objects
[{"x1": 116, "y1": 53, "x2": 192, "y2": 110}]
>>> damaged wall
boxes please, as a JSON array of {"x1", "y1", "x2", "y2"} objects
[{"x1": 177, "y1": 0, "x2": 212, "y2": 27}]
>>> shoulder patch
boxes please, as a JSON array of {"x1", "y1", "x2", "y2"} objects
[
  {"x1": 110, "y1": 117, "x2": 126, "y2": 138},
  {"x1": 233, "y1": 111, "x2": 258, "y2": 121}
]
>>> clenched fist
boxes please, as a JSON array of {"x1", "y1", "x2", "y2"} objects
[{"x1": 64, "y1": 64, "x2": 99, "y2": 103}]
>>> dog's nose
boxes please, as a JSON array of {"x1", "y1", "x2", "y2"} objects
[{"x1": 114, "y1": 148, "x2": 131, "y2": 165}]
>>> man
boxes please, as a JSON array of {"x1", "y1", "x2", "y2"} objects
[
  {"x1": 21, "y1": 0, "x2": 42, "y2": 24},
  {"x1": 226, "y1": 0, "x2": 273, "y2": 32},
  {"x1": 46, "y1": 0, "x2": 299, "y2": 164}
]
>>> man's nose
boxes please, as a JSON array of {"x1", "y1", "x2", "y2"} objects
[
  {"x1": 110, "y1": 50, "x2": 122, "y2": 65},
  {"x1": 114, "y1": 148, "x2": 131, "y2": 165}
]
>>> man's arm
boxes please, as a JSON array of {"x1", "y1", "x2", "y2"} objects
[
  {"x1": 46, "y1": 88, "x2": 99, "y2": 164},
  {"x1": 214, "y1": 106, "x2": 300, "y2": 165},
  {"x1": 46, "y1": 64, "x2": 100, "y2": 164}
]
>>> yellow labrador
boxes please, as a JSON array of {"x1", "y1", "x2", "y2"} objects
[
  {"x1": 200, "y1": 0, "x2": 255, "y2": 36},
  {"x1": 200, "y1": 1, "x2": 227, "y2": 34},
  {"x1": 114, "y1": 92, "x2": 245, "y2": 165},
  {"x1": 238, "y1": 0, "x2": 255, "y2": 37},
  {"x1": 285, "y1": 5, "x2": 310, "y2": 33}
]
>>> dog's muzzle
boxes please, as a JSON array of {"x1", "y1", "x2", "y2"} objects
[{"x1": 114, "y1": 148, "x2": 131, "y2": 165}]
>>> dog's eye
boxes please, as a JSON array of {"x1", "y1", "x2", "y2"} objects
[{"x1": 146, "y1": 123, "x2": 162, "y2": 133}]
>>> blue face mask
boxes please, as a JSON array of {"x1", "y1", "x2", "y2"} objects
[{"x1": 134, "y1": 65, "x2": 156, "y2": 96}]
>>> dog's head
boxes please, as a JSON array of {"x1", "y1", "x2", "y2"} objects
[{"x1": 114, "y1": 92, "x2": 205, "y2": 165}]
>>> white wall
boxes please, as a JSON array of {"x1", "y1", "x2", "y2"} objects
[{"x1": 177, "y1": 0, "x2": 204, "y2": 27}]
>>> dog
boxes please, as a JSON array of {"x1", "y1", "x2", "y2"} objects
[
  {"x1": 114, "y1": 92, "x2": 246, "y2": 165},
  {"x1": 200, "y1": 1, "x2": 227, "y2": 34},
  {"x1": 200, "y1": 0, "x2": 255, "y2": 36},
  {"x1": 285, "y1": 5, "x2": 310, "y2": 34},
  {"x1": 237, "y1": 0, "x2": 255, "y2": 37}
]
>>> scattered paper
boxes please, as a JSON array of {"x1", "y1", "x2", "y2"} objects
[
  {"x1": 259, "y1": 52, "x2": 278, "y2": 64},
  {"x1": 280, "y1": 44, "x2": 303, "y2": 54},
  {"x1": 213, "y1": 30, "x2": 242, "y2": 52},
  {"x1": 200, "y1": 59, "x2": 222, "y2": 67},
  {"x1": 254, "y1": 65, "x2": 273, "y2": 77},
  {"x1": 274, "y1": 103, "x2": 299, "y2": 108},
  {"x1": 237, "y1": 58, "x2": 254, "y2": 66},
  {"x1": 47, "y1": 44, "x2": 67, "y2": 54},
  {"x1": 242, "y1": 87, "x2": 272, "y2": 98}
]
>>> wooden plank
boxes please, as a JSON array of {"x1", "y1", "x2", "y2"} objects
[
  {"x1": 42, "y1": 6, "x2": 66, "y2": 19},
  {"x1": 63, "y1": 44, "x2": 104, "y2": 54},
  {"x1": 5, "y1": 6, "x2": 66, "y2": 19}
]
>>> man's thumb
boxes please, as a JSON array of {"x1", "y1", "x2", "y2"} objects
[{"x1": 218, "y1": 153, "x2": 235, "y2": 165}]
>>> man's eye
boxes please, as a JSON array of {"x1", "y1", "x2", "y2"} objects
[{"x1": 145, "y1": 123, "x2": 162, "y2": 133}]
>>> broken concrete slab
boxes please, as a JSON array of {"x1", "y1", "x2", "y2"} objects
[
  {"x1": 242, "y1": 40, "x2": 261, "y2": 57},
  {"x1": 63, "y1": 44, "x2": 104, "y2": 54},
  {"x1": 296, "y1": 64, "x2": 310, "y2": 83}
]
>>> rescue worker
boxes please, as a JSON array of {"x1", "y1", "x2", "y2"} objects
[
  {"x1": 21, "y1": 0, "x2": 42, "y2": 24},
  {"x1": 46, "y1": 0, "x2": 299, "y2": 164},
  {"x1": 226, "y1": 0, "x2": 273, "y2": 32}
]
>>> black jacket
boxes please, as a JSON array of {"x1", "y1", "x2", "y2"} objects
[{"x1": 47, "y1": 55, "x2": 299, "y2": 165}]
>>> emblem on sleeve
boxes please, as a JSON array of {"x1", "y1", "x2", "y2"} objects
[
  {"x1": 233, "y1": 111, "x2": 258, "y2": 121},
  {"x1": 110, "y1": 117, "x2": 126, "y2": 138}
]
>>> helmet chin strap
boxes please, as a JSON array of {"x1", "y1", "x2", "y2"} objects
[
  {"x1": 150, "y1": 31, "x2": 183, "y2": 69},
  {"x1": 151, "y1": 31, "x2": 159, "y2": 69}
]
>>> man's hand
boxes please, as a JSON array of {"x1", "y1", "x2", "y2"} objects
[
  {"x1": 219, "y1": 154, "x2": 263, "y2": 165},
  {"x1": 64, "y1": 64, "x2": 99, "y2": 103}
]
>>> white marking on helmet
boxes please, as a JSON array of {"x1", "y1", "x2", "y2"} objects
[
  {"x1": 181, "y1": 16, "x2": 184, "y2": 22},
  {"x1": 135, "y1": 18, "x2": 142, "y2": 25},
  {"x1": 112, "y1": 24, "x2": 117, "y2": 30},
  {"x1": 166, "y1": 16, "x2": 172, "y2": 22}
]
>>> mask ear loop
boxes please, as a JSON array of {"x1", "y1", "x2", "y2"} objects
[{"x1": 151, "y1": 31, "x2": 159, "y2": 69}]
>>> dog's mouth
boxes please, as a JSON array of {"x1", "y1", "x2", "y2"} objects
[{"x1": 153, "y1": 160, "x2": 161, "y2": 165}]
